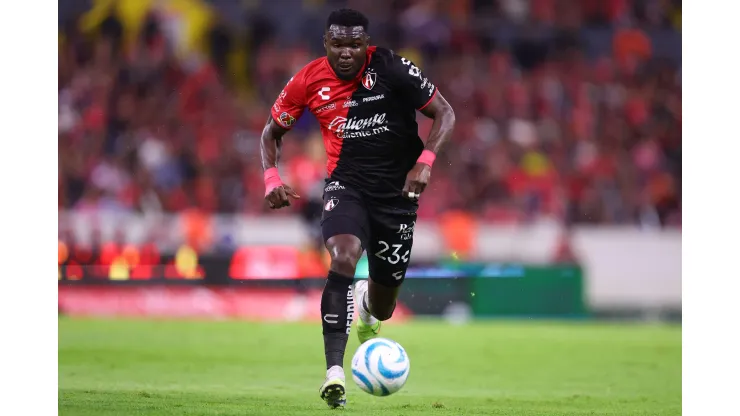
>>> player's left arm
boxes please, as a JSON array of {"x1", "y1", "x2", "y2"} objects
[
  {"x1": 418, "y1": 92, "x2": 455, "y2": 154},
  {"x1": 393, "y1": 54, "x2": 456, "y2": 200},
  {"x1": 403, "y1": 92, "x2": 455, "y2": 200}
]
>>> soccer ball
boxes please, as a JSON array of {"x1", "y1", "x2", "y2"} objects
[{"x1": 351, "y1": 338, "x2": 410, "y2": 396}]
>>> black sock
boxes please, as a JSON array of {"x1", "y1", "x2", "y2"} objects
[{"x1": 321, "y1": 271, "x2": 354, "y2": 369}]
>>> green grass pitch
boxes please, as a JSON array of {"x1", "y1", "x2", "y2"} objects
[{"x1": 59, "y1": 318, "x2": 681, "y2": 415}]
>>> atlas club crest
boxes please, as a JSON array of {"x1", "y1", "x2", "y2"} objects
[
  {"x1": 362, "y1": 68, "x2": 377, "y2": 90},
  {"x1": 325, "y1": 197, "x2": 339, "y2": 211}
]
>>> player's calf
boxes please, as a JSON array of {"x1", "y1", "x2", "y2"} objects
[
  {"x1": 321, "y1": 271, "x2": 355, "y2": 369},
  {"x1": 367, "y1": 299, "x2": 396, "y2": 321},
  {"x1": 320, "y1": 234, "x2": 363, "y2": 370},
  {"x1": 365, "y1": 278, "x2": 399, "y2": 321},
  {"x1": 353, "y1": 277, "x2": 401, "y2": 344}
]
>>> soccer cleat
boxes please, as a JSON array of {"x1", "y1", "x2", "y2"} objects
[
  {"x1": 319, "y1": 376, "x2": 346, "y2": 409},
  {"x1": 353, "y1": 279, "x2": 381, "y2": 344},
  {"x1": 357, "y1": 316, "x2": 381, "y2": 345}
]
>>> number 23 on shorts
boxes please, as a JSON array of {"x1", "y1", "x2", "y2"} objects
[{"x1": 373, "y1": 240, "x2": 410, "y2": 280}]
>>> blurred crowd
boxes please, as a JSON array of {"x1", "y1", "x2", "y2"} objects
[{"x1": 58, "y1": 0, "x2": 681, "y2": 227}]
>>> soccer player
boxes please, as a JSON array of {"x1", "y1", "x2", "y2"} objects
[{"x1": 260, "y1": 9, "x2": 455, "y2": 408}]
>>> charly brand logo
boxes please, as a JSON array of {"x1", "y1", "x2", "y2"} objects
[
  {"x1": 327, "y1": 113, "x2": 389, "y2": 138},
  {"x1": 273, "y1": 90, "x2": 288, "y2": 112},
  {"x1": 401, "y1": 57, "x2": 422, "y2": 79},
  {"x1": 362, "y1": 68, "x2": 377, "y2": 90},
  {"x1": 420, "y1": 77, "x2": 435, "y2": 97},
  {"x1": 318, "y1": 86, "x2": 331, "y2": 100},
  {"x1": 402, "y1": 56, "x2": 435, "y2": 96}
]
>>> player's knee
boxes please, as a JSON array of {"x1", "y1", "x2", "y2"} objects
[
  {"x1": 330, "y1": 250, "x2": 360, "y2": 276},
  {"x1": 327, "y1": 235, "x2": 362, "y2": 277}
]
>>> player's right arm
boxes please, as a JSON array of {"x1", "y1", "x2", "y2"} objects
[{"x1": 261, "y1": 73, "x2": 308, "y2": 209}]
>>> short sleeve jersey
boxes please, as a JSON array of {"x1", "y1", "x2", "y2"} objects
[{"x1": 270, "y1": 46, "x2": 438, "y2": 200}]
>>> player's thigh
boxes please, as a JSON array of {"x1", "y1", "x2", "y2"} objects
[
  {"x1": 366, "y1": 204, "x2": 417, "y2": 287},
  {"x1": 320, "y1": 181, "x2": 370, "y2": 252}
]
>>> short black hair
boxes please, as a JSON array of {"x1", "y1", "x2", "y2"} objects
[{"x1": 326, "y1": 9, "x2": 369, "y2": 31}]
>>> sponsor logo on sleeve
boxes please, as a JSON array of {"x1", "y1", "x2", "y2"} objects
[{"x1": 278, "y1": 112, "x2": 296, "y2": 127}]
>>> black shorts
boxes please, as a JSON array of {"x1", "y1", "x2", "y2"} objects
[{"x1": 320, "y1": 180, "x2": 417, "y2": 287}]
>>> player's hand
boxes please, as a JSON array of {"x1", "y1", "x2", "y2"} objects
[
  {"x1": 265, "y1": 184, "x2": 300, "y2": 209},
  {"x1": 402, "y1": 163, "x2": 432, "y2": 201}
]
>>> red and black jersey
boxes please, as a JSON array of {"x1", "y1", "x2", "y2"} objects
[{"x1": 270, "y1": 46, "x2": 438, "y2": 200}]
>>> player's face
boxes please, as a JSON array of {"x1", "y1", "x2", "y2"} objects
[{"x1": 324, "y1": 25, "x2": 369, "y2": 81}]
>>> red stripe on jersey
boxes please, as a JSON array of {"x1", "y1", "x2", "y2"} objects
[
  {"x1": 308, "y1": 47, "x2": 377, "y2": 176},
  {"x1": 323, "y1": 128, "x2": 341, "y2": 175},
  {"x1": 418, "y1": 87, "x2": 438, "y2": 111},
  {"x1": 270, "y1": 47, "x2": 378, "y2": 176}
]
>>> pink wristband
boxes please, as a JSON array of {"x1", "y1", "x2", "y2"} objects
[
  {"x1": 264, "y1": 167, "x2": 283, "y2": 196},
  {"x1": 417, "y1": 150, "x2": 437, "y2": 167}
]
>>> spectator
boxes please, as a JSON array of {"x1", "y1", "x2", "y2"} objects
[{"x1": 58, "y1": 0, "x2": 681, "y2": 229}]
